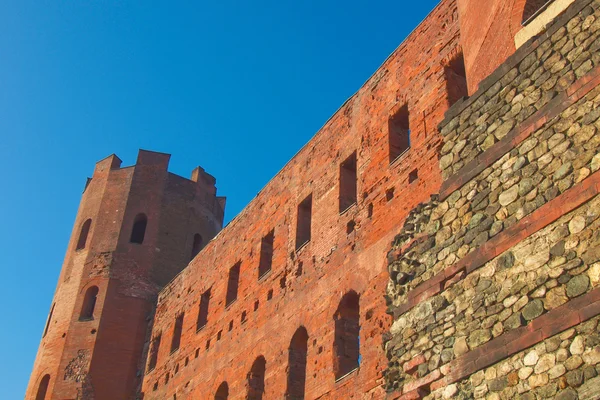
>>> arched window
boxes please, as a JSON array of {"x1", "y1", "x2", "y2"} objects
[
  {"x1": 191, "y1": 233, "x2": 203, "y2": 260},
  {"x1": 130, "y1": 213, "x2": 147, "y2": 244},
  {"x1": 286, "y1": 327, "x2": 308, "y2": 400},
  {"x1": 76, "y1": 219, "x2": 92, "y2": 250},
  {"x1": 247, "y1": 356, "x2": 266, "y2": 400},
  {"x1": 522, "y1": 0, "x2": 550, "y2": 23},
  {"x1": 35, "y1": 374, "x2": 50, "y2": 400},
  {"x1": 79, "y1": 286, "x2": 99, "y2": 321},
  {"x1": 215, "y1": 382, "x2": 229, "y2": 400},
  {"x1": 333, "y1": 291, "x2": 360, "y2": 380}
]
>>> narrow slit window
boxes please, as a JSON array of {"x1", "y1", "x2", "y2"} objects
[
  {"x1": 170, "y1": 313, "x2": 184, "y2": 353},
  {"x1": 148, "y1": 334, "x2": 162, "y2": 371},
  {"x1": 258, "y1": 230, "x2": 274, "y2": 279},
  {"x1": 197, "y1": 289, "x2": 210, "y2": 331},
  {"x1": 130, "y1": 213, "x2": 148, "y2": 244},
  {"x1": 191, "y1": 233, "x2": 203, "y2": 260},
  {"x1": 225, "y1": 262, "x2": 241, "y2": 307},
  {"x1": 444, "y1": 52, "x2": 468, "y2": 107},
  {"x1": 35, "y1": 374, "x2": 50, "y2": 400},
  {"x1": 76, "y1": 219, "x2": 92, "y2": 250},
  {"x1": 295, "y1": 195, "x2": 312, "y2": 249},
  {"x1": 43, "y1": 303, "x2": 55, "y2": 338},
  {"x1": 286, "y1": 327, "x2": 308, "y2": 399},
  {"x1": 333, "y1": 291, "x2": 360, "y2": 380},
  {"x1": 247, "y1": 356, "x2": 266, "y2": 400},
  {"x1": 389, "y1": 105, "x2": 410, "y2": 163},
  {"x1": 79, "y1": 286, "x2": 99, "y2": 321},
  {"x1": 339, "y1": 152, "x2": 358, "y2": 213}
]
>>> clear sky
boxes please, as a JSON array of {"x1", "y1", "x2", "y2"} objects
[{"x1": 0, "y1": 1, "x2": 439, "y2": 397}]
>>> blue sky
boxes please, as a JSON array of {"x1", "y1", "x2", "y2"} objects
[{"x1": 0, "y1": 1, "x2": 439, "y2": 397}]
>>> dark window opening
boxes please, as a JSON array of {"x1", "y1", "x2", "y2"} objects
[
  {"x1": 228, "y1": 320, "x2": 233, "y2": 332},
  {"x1": 259, "y1": 230, "x2": 275, "y2": 279},
  {"x1": 254, "y1": 300, "x2": 259, "y2": 311},
  {"x1": 206, "y1": 339, "x2": 211, "y2": 350},
  {"x1": 174, "y1": 364, "x2": 179, "y2": 374},
  {"x1": 79, "y1": 286, "x2": 99, "y2": 321},
  {"x1": 523, "y1": 0, "x2": 552, "y2": 24},
  {"x1": 130, "y1": 213, "x2": 148, "y2": 244},
  {"x1": 386, "y1": 188, "x2": 395, "y2": 201},
  {"x1": 247, "y1": 356, "x2": 266, "y2": 400},
  {"x1": 241, "y1": 311, "x2": 247, "y2": 324},
  {"x1": 296, "y1": 195, "x2": 312, "y2": 249},
  {"x1": 35, "y1": 374, "x2": 50, "y2": 400},
  {"x1": 226, "y1": 262, "x2": 241, "y2": 307},
  {"x1": 43, "y1": 303, "x2": 55, "y2": 338},
  {"x1": 217, "y1": 330, "x2": 222, "y2": 341},
  {"x1": 409, "y1": 168, "x2": 419, "y2": 184},
  {"x1": 444, "y1": 52, "x2": 468, "y2": 107},
  {"x1": 197, "y1": 289, "x2": 210, "y2": 331},
  {"x1": 267, "y1": 289, "x2": 273, "y2": 301},
  {"x1": 346, "y1": 220, "x2": 356, "y2": 235},
  {"x1": 76, "y1": 219, "x2": 92, "y2": 250},
  {"x1": 367, "y1": 203, "x2": 374, "y2": 218},
  {"x1": 389, "y1": 104, "x2": 411, "y2": 163},
  {"x1": 215, "y1": 382, "x2": 229, "y2": 400},
  {"x1": 191, "y1": 233, "x2": 203, "y2": 260},
  {"x1": 170, "y1": 313, "x2": 184, "y2": 353},
  {"x1": 148, "y1": 334, "x2": 162, "y2": 371},
  {"x1": 286, "y1": 327, "x2": 308, "y2": 400},
  {"x1": 333, "y1": 291, "x2": 360, "y2": 380},
  {"x1": 195, "y1": 348, "x2": 200, "y2": 358},
  {"x1": 165, "y1": 373, "x2": 170, "y2": 385},
  {"x1": 339, "y1": 152, "x2": 358, "y2": 213},
  {"x1": 153, "y1": 382, "x2": 158, "y2": 391}
]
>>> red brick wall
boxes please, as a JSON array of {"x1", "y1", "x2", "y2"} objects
[
  {"x1": 140, "y1": 1, "x2": 465, "y2": 398},
  {"x1": 26, "y1": 151, "x2": 224, "y2": 400}
]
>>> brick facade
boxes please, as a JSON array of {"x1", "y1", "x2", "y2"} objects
[{"x1": 26, "y1": 0, "x2": 597, "y2": 399}]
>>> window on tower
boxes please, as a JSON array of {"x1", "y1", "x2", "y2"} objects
[{"x1": 130, "y1": 213, "x2": 147, "y2": 244}]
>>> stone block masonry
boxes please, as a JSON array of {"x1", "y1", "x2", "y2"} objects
[{"x1": 384, "y1": 1, "x2": 600, "y2": 399}]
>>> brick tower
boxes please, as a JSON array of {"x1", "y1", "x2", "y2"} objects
[{"x1": 26, "y1": 150, "x2": 225, "y2": 400}]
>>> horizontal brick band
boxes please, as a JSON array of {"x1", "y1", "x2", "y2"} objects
[
  {"x1": 431, "y1": 286, "x2": 600, "y2": 391},
  {"x1": 439, "y1": 63, "x2": 600, "y2": 201},
  {"x1": 386, "y1": 287, "x2": 600, "y2": 399},
  {"x1": 392, "y1": 167, "x2": 600, "y2": 319}
]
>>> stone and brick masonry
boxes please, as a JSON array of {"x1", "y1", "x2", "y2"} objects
[
  {"x1": 26, "y1": 0, "x2": 600, "y2": 399},
  {"x1": 384, "y1": 0, "x2": 600, "y2": 399}
]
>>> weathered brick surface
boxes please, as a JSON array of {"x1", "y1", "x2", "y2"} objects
[{"x1": 140, "y1": 1, "x2": 464, "y2": 398}]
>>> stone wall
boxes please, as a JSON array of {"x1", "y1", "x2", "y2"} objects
[{"x1": 384, "y1": 0, "x2": 600, "y2": 399}]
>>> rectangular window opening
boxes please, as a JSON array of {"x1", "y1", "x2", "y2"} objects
[
  {"x1": 170, "y1": 314, "x2": 184, "y2": 353},
  {"x1": 196, "y1": 289, "x2": 210, "y2": 331},
  {"x1": 339, "y1": 152, "x2": 358, "y2": 213},
  {"x1": 444, "y1": 52, "x2": 468, "y2": 107},
  {"x1": 226, "y1": 262, "x2": 241, "y2": 307},
  {"x1": 296, "y1": 194, "x2": 312, "y2": 249},
  {"x1": 258, "y1": 230, "x2": 275, "y2": 279},
  {"x1": 389, "y1": 105, "x2": 411, "y2": 163},
  {"x1": 148, "y1": 334, "x2": 162, "y2": 371}
]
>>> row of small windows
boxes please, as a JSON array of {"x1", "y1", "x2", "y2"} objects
[
  {"x1": 150, "y1": 291, "x2": 360, "y2": 399},
  {"x1": 75, "y1": 214, "x2": 204, "y2": 261}
]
